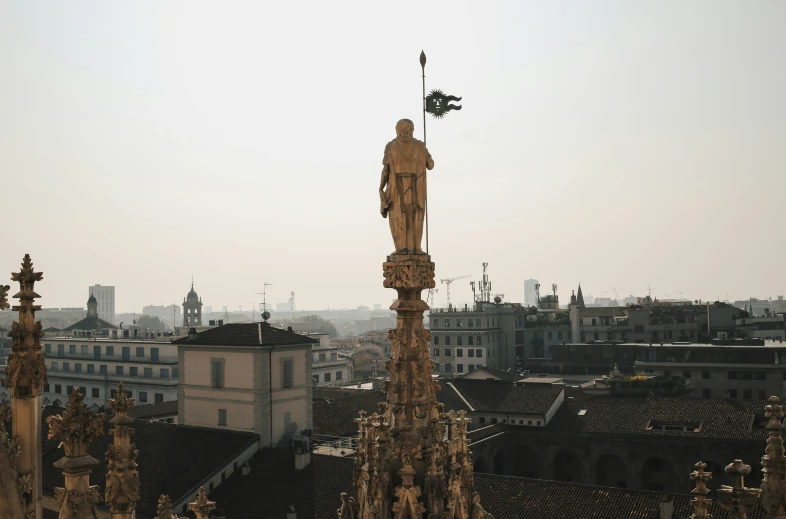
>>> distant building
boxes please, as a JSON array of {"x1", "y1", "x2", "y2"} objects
[
  {"x1": 142, "y1": 303, "x2": 181, "y2": 327},
  {"x1": 524, "y1": 279, "x2": 539, "y2": 307},
  {"x1": 309, "y1": 333, "x2": 352, "y2": 386},
  {"x1": 89, "y1": 284, "x2": 115, "y2": 324},
  {"x1": 173, "y1": 322, "x2": 318, "y2": 448},
  {"x1": 62, "y1": 294, "x2": 118, "y2": 337}
]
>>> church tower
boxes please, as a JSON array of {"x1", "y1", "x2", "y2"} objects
[
  {"x1": 86, "y1": 292, "x2": 98, "y2": 318},
  {"x1": 182, "y1": 282, "x2": 203, "y2": 327}
]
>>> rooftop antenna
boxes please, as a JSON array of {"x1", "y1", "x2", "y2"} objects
[
  {"x1": 255, "y1": 282, "x2": 273, "y2": 314},
  {"x1": 470, "y1": 281, "x2": 476, "y2": 303},
  {"x1": 290, "y1": 291, "x2": 296, "y2": 321},
  {"x1": 535, "y1": 283, "x2": 541, "y2": 307},
  {"x1": 552, "y1": 284, "x2": 557, "y2": 297}
]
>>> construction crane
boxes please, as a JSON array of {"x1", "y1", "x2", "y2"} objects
[
  {"x1": 427, "y1": 288, "x2": 439, "y2": 305},
  {"x1": 440, "y1": 275, "x2": 471, "y2": 309}
]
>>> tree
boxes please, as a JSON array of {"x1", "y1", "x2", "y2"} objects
[
  {"x1": 296, "y1": 314, "x2": 339, "y2": 337},
  {"x1": 136, "y1": 314, "x2": 170, "y2": 332}
]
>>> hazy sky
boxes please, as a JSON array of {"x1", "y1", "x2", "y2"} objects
[{"x1": 1, "y1": 1, "x2": 784, "y2": 313}]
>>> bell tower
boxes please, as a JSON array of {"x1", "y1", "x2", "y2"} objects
[{"x1": 182, "y1": 281, "x2": 203, "y2": 327}]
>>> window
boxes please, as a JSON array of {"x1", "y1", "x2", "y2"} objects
[
  {"x1": 457, "y1": 336, "x2": 463, "y2": 346},
  {"x1": 138, "y1": 391, "x2": 148, "y2": 403},
  {"x1": 116, "y1": 366, "x2": 124, "y2": 375},
  {"x1": 218, "y1": 409, "x2": 227, "y2": 426},
  {"x1": 330, "y1": 352, "x2": 337, "y2": 361},
  {"x1": 468, "y1": 319, "x2": 474, "y2": 328},
  {"x1": 754, "y1": 372, "x2": 766, "y2": 381},
  {"x1": 75, "y1": 363, "x2": 82, "y2": 373},
  {"x1": 54, "y1": 384, "x2": 62, "y2": 394},
  {"x1": 702, "y1": 371, "x2": 710, "y2": 380},
  {"x1": 744, "y1": 389, "x2": 752, "y2": 400},
  {"x1": 313, "y1": 374, "x2": 320, "y2": 385},
  {"x1": 282, "y1": 358, "x2": 294, "y2": 388},
  {"x1": 154, "y1": 393, "x2": 163, "y2": 403},
  {"x1": 468, "y1": 349, "x2": 475, "y2": 358},
  {"x1": 468, "y1": 336, "x2": 474, "y2": 345},
  {"x1": 702, "y1": 388, "x2": 711, "y2": 398},
  {"x1": 445, "y1": 319, "x2": 451, "y2": 328},
  {"x1": 92, "y1": 388, "x2": 100, "y2": 398},
  {"x1": 106, "y1": 346, "x2": 114, "y2": 356},
  {"x1": 45, "y1": 344, "x2": 51, "y2": 354},
  {"x1": 476, "y1": 336, "x2": 481, "y2": 345},
  {"x1": 433, "y1": 349, "x2": 439, "y2": 357},
  {"x1": 457, "y1": 364, "x2": 464, "y2": 373},
  {"x1": 434, "y1": 336, "x2": 439, "y2": 345},
  {"x1": 443, "y1": 348, "x2": 451, "y2": 357},
  {"x1": 130, "y1": 367, "x2": 138, "y2": 377},
  {"x1": 432, "y1": 319, "x2": 438, "y2": 327},
  {"x1": 457, "y1": 349, "x2": 463, "y2": 357},
  {"x1": 69, "y1": 345, "x2": 76, "y2": 354},
  {"x1": 476, "y1": 349, "x2": 482, "y2": 358},
  {"x1": 172, "y1": 367, "x2": 178, "y2": 379},
  {"x1": 136, "y1": 347, "x2": 144, "y2": 358},
  {"x1": 57, "y1": 344, "x2": 64, "y2": 357},
  {"x1": 79, "y1": 386, "x2": 87, "y2": 397},
  {"x1": 758, "y1": 389, "x2": 767, "y2": 401},
  {"x1": 445, "y1": 336, "x2": 451, "y2": 346},
  {"x1": 211, "y1": 359, "x2": 224, "y2": 388},
  {"x1": 648, "y1": 421, "x2": 701, "y2": 433},
  {"x1": 324, "y1": 372, "x2": 331, "y2": 382},
  {"x1": 151, "y1": 348, "x2": 159, "y2": 362},
  {"x1": 319, "y1": 353, "x2": 326, "y2": 362},
  {"x1": 478, "y1": 417, "x2": 486, "y2": 425},
  {"x1": 445, "y1": 363, "x2": 452, "y2": 372},
  {"x1": 528, "y1": 420, "x2": 532, "y2": 425},
  {"x1": 51, "y1": 361, "x2": 58, "y2": 371},
  {"x1": 434, "y1": 364, "x2": 440, "y2": 372},
  {"x1": 93, "y1": 345, "x2": 101, "y2": 359},
  {"x1": 469, "y1": 364, "x2": 476, "y2": 371},
  {"x1": 729, "y1": 389, "x2": 738, "y2": 399},
  {"x1": 593, "y1": 332, "x2": 599, "y2": 340},
  {"x1": 44, "y1": 383, "x2": 50, "y2": 393},
  {"x1": 547, "y1": 332, "x2": 552, "y2": 340},
  {"x1": 87, "y1": 364, "x2": 94, "y2": 374},
  {"x1": 475, "y1": 319, "x2": 480, "y2": 327},
  {"x1": 63, "y1": 362, "x2": 70, "y2": 372},
  {"x1": 161, "y1": 368, "x2": 170, "y2": 378},
  {"x1": 591, "y1": 318, "x2": 597, "y2": 326},
  {"x1": 728, "y1": 371, "x2": 738, "y2": 380},
  {"x1": 100, "y1": 365, "x2": 107, "y2": 375},
  {"x1": 683, "y1": 371, "x2": 691, "y2": 379},
  {"x1": 336, "y1": 371, "x2": 343, "y2": 381},
  {"x1": 456, "y1": 319, "x2": 462, "y2": 327},
  {"x1": 144, "y1": 367, "x2": 153, "y2": 378},
  {"x1": 81, "y1": 345, "x2": 88, "y2": 355},
  {"x1": 558, "y1": 331, "x2": 563, "y2": 340}
]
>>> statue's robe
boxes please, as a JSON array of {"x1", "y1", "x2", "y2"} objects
[{"x1": 381, "y1": 137, "x2": 434, "y2": 252}]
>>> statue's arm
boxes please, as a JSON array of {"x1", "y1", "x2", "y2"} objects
[
  {"x1": 426, "y1": 150, "x2": 434, "y2": 170},
  {"x1": 379, "y1": 164, "x2": 390, "y2": 217}
]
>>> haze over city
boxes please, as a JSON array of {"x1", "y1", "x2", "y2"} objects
[{"x1": 2, "y1": 1, "x2": 784, "y2": 312}]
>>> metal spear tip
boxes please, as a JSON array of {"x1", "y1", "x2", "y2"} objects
[{"x1": 420, "y1": 50, "x2": 426, "y2": 68}]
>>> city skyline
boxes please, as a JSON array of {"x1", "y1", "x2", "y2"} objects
[{"x1": 2, "y1": 1, "x2": 784, "y2": 312}]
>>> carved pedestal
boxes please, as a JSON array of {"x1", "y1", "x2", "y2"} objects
[{"x1": 339, "y1": 253, "x2": 492, "y2": 519}]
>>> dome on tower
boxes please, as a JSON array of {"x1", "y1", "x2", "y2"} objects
[
  {"x1": 88, "y1": 293, "x2": 97, "y2": 304},
  {"x1": 187, "y1": 283, "x2": 199, "y2": 301}
]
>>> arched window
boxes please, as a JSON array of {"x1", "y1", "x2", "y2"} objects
[
  {"x1": 445, "y1": 336, "x2": 451, "y2": 346},
  {"x1": 434, "y1": 335, "x2": 440, "y2": 345},
  {"x1": 477, "y1": 336, "x2": 482, "y2": 345},
  {"x1": 468, "y1": 336, "x2": 474, "y2": 345},
  {"x1": 457, "y1": 336, "x2": 463, "y2": 346}
]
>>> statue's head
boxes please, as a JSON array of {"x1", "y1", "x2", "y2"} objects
[{"x1": 395, "y1": 119, "x2": 415, "y2": 141}]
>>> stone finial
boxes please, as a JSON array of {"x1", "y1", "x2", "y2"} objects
[
  {"x1": 717, "y1": 459, "x2": 761, "y2": 519},
  {"x1": 47, "y1": 388, "x2": 105, "y2": 458},
  {"x1": 106, "y1": 383, "x2": 139, "y2": 517},
  {"x1": 11, "y1": 254, "x2": 43, "y2": 297},
  {"x1": 690, "y1": 461, "x2": 713, "y2": 519},
  {"x1": 157, "y1": 495, "x2": 181, "y2": 519},
  {"x1": 760, "y1": 396, "x2": 786, "y2": 516},
  {"x1": 107, "y1": 382, "x2": 135, "y2": 416},
  {"x1": 188, "y1": 487, "x2": 215, "y2": 519},
  {"x1": 0, "y1": 283, "x2": 9, "y2": 310}
]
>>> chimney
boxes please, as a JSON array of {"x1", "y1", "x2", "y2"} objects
[
  {"x1": 659, "y1": 494, "x2": 673, "y2": 519},
  {"x1": 286, "y1": 506, "x2": 297, "y2": 519},
  {"x1": 188, "y1": 327, "x2": 198, "y2": 341}
]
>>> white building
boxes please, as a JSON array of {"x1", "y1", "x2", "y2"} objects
[
  {"x1": 524, "y1": 279, "x2": 539, "y2": 307},
  {"x1": 89, "y1": 284, "x2": 115, "y2": 324},
  {"x1": 174, "y1": 322, "x2": 317, "y2": 449},
  {"x1": 41, "y1": 337, "x2": 178, "y2": 409}
]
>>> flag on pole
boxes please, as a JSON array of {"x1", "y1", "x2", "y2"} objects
[{"x1": 425, "y1": 89, "x2": 462, "y2": 118}]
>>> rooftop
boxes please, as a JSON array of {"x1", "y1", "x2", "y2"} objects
[
  {"x1": 62, "y1": 315, "x2": 118, "y2": 331},
  {"x1": 448, "y1": 378, "x2": 564, "y2": 415},
  {"x1": 172, "y1": 322, "x2": 319, "y2": 347}
]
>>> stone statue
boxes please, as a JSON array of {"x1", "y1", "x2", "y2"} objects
[{"x1": 379, "y1": 119, "x2": 434, "y2": 254}]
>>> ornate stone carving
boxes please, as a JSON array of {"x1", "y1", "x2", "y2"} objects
[
  {"x1": 5, "y1": 254, "x2": 46, "y2": 399},
  {"x1": 47, "y1": 389, "x2": 104, "y2": 458},
  {"x1": 157, "y1": 495, "x2": 183, "y2": 519},
  {"x1": 0, "y1": 283, "x2": 9, "y2": 310},
  {"x1": 51, "y1": 487, "x2": 101, "y2": 519},
  {"x1": 717, "y1": 459, "x2": 760, "y2": 519},
  {"x1": 188, "y1": 487, "x2": 215, "y2": 519},
  {"x1": 760, "y1": 396, "x2": 786, "y2": 517},
  {"x1": 105, "y1": 383, "x2": 139, "y2": 518},
  {"x1": 382, "y1": 260, "x2": 436, "y2": 291},
  {"x1": 689, "y1": 461, "x2": 713, "y2": 519}
]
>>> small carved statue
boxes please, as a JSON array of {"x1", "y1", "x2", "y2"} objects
[
  {"x1": 338, "y1": 492, "x2": 357, "y2": 519},
  {"x1": 379, "y1": 119, "x2": 434, "y2": 254},
  {"x1": 470, "y1": 492, "x2": 494, "y2": 519}
]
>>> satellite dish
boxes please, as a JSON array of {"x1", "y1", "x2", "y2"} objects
[{"x1": 494, "y1": 296, "x2": 502, "y2": 304}]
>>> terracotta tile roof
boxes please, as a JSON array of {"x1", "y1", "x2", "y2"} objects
[
  {"x1": 310, "y1": 455, "x2": 767, "y2": 519},
  {"x1": 39, "y1": 406, "x2": 258, "y2": 518},
  {"x1": 448, "y1": 379, "x2": 564, "y2": 415},
  {"x1": 172, "y1": 323, "x2": 318, "y2": 347},
  {"x1": 547, "y1": 397, "x2": 769, "y2": 441}
]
